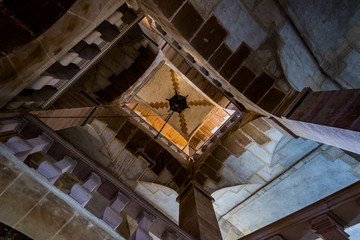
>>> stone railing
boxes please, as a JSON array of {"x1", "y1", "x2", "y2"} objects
[
  {"x1": 0, "y1": 115, "x2": 194, "y2": 240},
  {"x1": 5, "y1": 3, "x2": 144, "y2": 111}
]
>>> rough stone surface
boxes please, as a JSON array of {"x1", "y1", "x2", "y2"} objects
[
  {"x1": 190, "y1": 16, "x2": 228, "y2": 60},
  {"x1": 171, "y1": 2, "x2": 204, "y2": 40},
  {"x1": 214, "y1": 0, "x2": 267, "y2": 51}
]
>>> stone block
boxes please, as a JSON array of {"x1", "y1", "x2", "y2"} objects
[
  {"x1": 178, "y1": 61, "x2": 191, "y2": 75},
  {"x1": 15, "y1": 192, "x2": 73, "y2": 239},
  {"x1": 107, "y1": 118, "x2": 126, "y2": 132},
  {"x1": 253, "y1": 0, "x2": 285, "y2": 29},
  {"x1": 116, "y1": 121, "x2": 137, "y2": 144},
  {"x1": 189, "y1": 0, "x2": 221, "y2": 19},
  {"x1": 143, "y1": 140, "x2": 163, "y2": 163},
  {"x1": 195, "y1": 171, "x2": 207, "y2": 186},
  {"x1": 185, "y1": 68, "x2": 199, "y2": 80},
  {"x1": 224, "y1": 152, "x2": 264, "y2": 181},
  {"x1": 244, "y1": 72, "x2": 275, "y2": 103},
  {"x1": 38, "y1": 11, "x2": 91, "y2": 58},
  {"x1": 200, "y1": 163, "x2": 221, "y2": 183},
  {"x1": 139, "y1": 168, "x2": 157, "y2": 182},
  {"x1": 47, "y1": 62, "x2": 80, "y2": 80},
  {"x1": 251, "y1": 118, "x2": 272, "y2": 133},
  {"x1": 85, "y1": 192, "x2": 111, "y2": 218},
  {"x1": 154, "y1": 0, "x2": 186, "y2": 19},
  {"x1": 214, "y1": 0, "x2": 267, "y2": 51},
  {"x1": 154, "y1": 168, "x2": 173, "y2": 185},
  {"x1": 54, "y1": 172, "x2": 82, "y2": 194},
  {"x1": 123, "y1": 157, "x2": 147, "y2": 180},
  {"x1": 151, "y1": 150, "x2": 173, "y2": 175},
  {"x1": 166, "y1": 156, "x2": 181, "y2": 175},
  {"x1": 100, "y1": 54, "x2": 124, "y2": 75},
  {"x1": 5, "y1": 0, "x2": 69, "y2": 35},
  {"x1": 219, "y1": 167, "x2": 244, "y2": 185},
  {"x1": 190, "y1": 16, "x2": 228, "y2": 60},
  {"x1": 172, "y1": 168, "x2": 189, "y2": 187},
  {"x1": 222, "y1": 136, "x2": 246, "y2": 157},
  {"x1": 220, "y1": 43, "x2": 251, "y2": 80},
  {"x1": 0, "y1": 152, "x2": 23, "y2": 194},
  {"x1": 107, "y1": 139, "x2": 124, "y2": 160},
  {"x1": 111, "y1": 150, "x2": 136, "y2": 176},
  {"x1": 247, "y1": 144, "x2": 272, "y2": 165},
  {"x1": 96, "y1": 21, "x2": 119, "y2": 42},
  {"x1": 9, "y1": 38, "x2": 51, "y2": 82},
  {"x1": 241, "y1": 123, "x2": 271, "y2": 145},
  {"x1": 229, "y1": 66, "x2": 256, "y2": 92},
  {"x1": 211, "y1": 145, "x2": 231, "y2": 163},
  {"x1": 205, "y1": 155, "x2": 223, "y2": 172},
  {"x1": 72, "y1": 40, "x2": 100, "y2": 60},
  {"x1": 100, "y1": 127, "x2": 117, "y2": 145},
  {"x1": 276, "y1": 138, "x2": 319, "y2": 168},
  {"x1": 232, "y1": 130, "x2": 253, "y2": 147},
  {"x1": 257, "y1": 164, "x2": 284, "y2": 182},
  {"x1": 0, "y1": 14, "x2": 35, "y2": 54},
  {"x1": 171, "y1": 2, "x2": 204, "y2": 40},
  {"x1": 121, "y1": 8, "x2": 137, "y2": 24},
  {"x1": 54, "y1": 214, "x2": 109, "y2": 240},
  {"x1": 0, "y1": 172, "x2": 49, "y2": 227}
]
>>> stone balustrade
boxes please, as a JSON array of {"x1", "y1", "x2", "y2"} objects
[
  {"x1": 7, "y1": 5, "x2": 143, "y2": 109},
  {"x1": 0, "y1": 114, "x2": 194, "y2": 240}
]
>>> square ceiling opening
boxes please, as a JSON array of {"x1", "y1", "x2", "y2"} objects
[{"x1": 124, "y1": 60, "x2": 234, "y2": 156}]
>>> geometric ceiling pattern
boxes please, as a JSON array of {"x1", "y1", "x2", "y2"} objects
[{"x1": 136, "y1": 64, "x2": 218, "y2": 140}]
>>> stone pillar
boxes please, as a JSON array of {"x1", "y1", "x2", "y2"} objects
[
  {"x1": 311, "y1": 214, "x2": 349, "y2": 240},
  {"x1": 178, "y1": 179, "x2": 222, "y2": 240},
  {"x1": 276, "y1": 89, "x2": 360, "y2": 155}
]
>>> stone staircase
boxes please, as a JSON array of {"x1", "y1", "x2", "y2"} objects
[
  {"x1": 163, "y1": 45, "x2": 231, "y2": 108},
  {"x1": 94, "y1": 46, "x2": 156, "y2": 104},
  {"x1": 196, "y1": 117, "x2": 289, "y2": 193}
]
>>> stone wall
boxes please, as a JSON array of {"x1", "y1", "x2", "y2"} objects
[
  {"x1": 216, "y1": 143, "x2": 360, "y2": 238},
  {"x1": 139, "y1": 0, "x2": 356, "y2": 117},
  {"x1": 57, "y1": 107, "x2": 190, "y2": 191},
  {"x1": 279, "y1": 0, "x2": 360, "y2": 89},
  {"x1": 57, "y1": 115, "x2": 187, "y2": 223},
  {"x1": 0, "y1": 146, "x2": 125, "y2": 240},
  {"x1": 0, "y1": 0, "x2": 126, "y2": 107}
]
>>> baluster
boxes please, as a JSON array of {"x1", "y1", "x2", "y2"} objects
[
  {"x1": 129, "y1": 211, "x2": 155, "y2": 240},
  {"x1": 5, "y1": 133, "x2": 53, "y2": 161},
  {"x1": 101, "y1": 191, "x2": 130, "y2": 229},
  {"x1": 0, "y1": 119, "x2": 24, "y2": 133},
  {"x1": 69, "y1": 172, "x2": 102, "y2": 206}
]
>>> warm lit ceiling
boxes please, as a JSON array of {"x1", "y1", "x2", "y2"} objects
[
  {"x1": 136, "y1": 64, "x2": 218, "y2": 139},
  {"x1": 127, "y1": 62, "x2": 231, "y2": 154}
]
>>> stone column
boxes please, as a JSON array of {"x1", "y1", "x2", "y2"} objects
[
  {"x1": 311, "y1": 214, "x2": 349, "y2": 240},
  {"x1": 177, "y1": 179, "x2": 222, "y2": 240}
]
